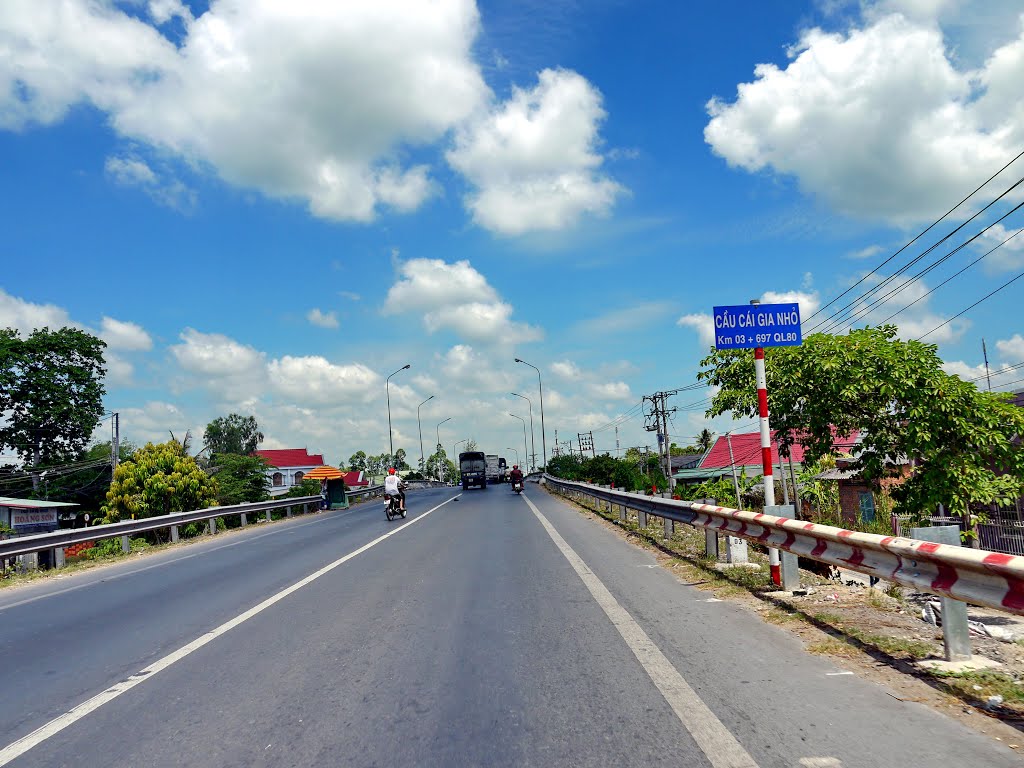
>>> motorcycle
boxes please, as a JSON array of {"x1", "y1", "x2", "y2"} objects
[
  {"x1": 512, "y1": 480, "x2": 523, "y2": 494},
  {"x1": 385, "y1": 493, "x2": 407, "y2": 520}
]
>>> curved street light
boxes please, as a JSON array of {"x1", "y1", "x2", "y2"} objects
[
  {"x1": 510, "y1": 392, "x2": 536, "y2": 472},
  {"x1": 417, "y1": 394, "x2": 435, "y2": 472},
  {"x1": 386, "y1": 364, "x2": 411, "y2": 459},
  {"x1": 506, "y1": 447, "x2": 519, "y2": 468},
  {"x1": 435, "y1": 417, "x2": 452, "y2": 481},
  {"x1": 508, "y1": 412, "x2": 528, "y2": 478},
  {"x1": 453, "y1": 438, "x2": 470, "y2": 486},
  {"x1": 514, "y1": 358, "x2": 546, "y2": 469}
]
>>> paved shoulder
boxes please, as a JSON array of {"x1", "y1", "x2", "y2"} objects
[{"x1": 524, "y1": 485, "x2": 1020, "y2": 768}]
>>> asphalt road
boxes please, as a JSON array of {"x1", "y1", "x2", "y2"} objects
[{"x1": 0, "y1": 484, "x2": 1019, "y2": 767}]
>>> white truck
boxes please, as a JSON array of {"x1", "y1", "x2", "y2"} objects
[{"x1": 485, "y1": 454, "x2": 500, "y2": 483}]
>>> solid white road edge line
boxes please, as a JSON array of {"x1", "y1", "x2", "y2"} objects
[
  {"x1": 0, "y1": 494, "x2": 461, "y2": 767},
  {"x1": 522, "y1": 493, "x2": 759, "y2": 768}
]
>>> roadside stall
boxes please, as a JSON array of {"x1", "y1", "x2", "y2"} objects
[
  {"x1": 0, "y1": 496, "x2": 79, "y2": 570},
  {"x1": 303, "y1": 466, "x2": 349, "y2": 510}
]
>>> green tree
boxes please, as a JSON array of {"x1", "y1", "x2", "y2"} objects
[
  {"x1": 426, "y1": 447, "x2": 456, "y2": 481},
  {"x1": 203, "y1": 414, "x2": 264, "y2": 456},
  {"x1": 394, "y1": 448, "x2": 409, "y2": 470},
  {"x1": 670, "y1": 442, "x2": 703, "y2": 456},
  {"x1": 464, "y1": 439, "x2": 479, "y2": 452},
  {"x1": 284, "y1": 478, "x2": 325, "y2": 499},
  {"x1": 0, "y1": 327, "x2": 107, "y2": 488},
  {"x1": 347, "y1": 451, "x2": 367, "y2": 472},
  {"x1": 697, "y1": 429, "x2": 715, "y2": 453},
  {"x1": 698, "y1": 325, "x2": 1024, "y2": 519},
  {"x1": 211, "y1": 454, "x2": 271, "y2": 506},
  {"x1": 101, "y1": 440, "x2": 218, "y2": 523}
]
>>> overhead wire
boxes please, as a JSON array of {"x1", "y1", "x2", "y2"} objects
[
  {"x1": 803, "y1": 147, "x2": 1024, "y2": 328},
  {"x1": 809, "y1": 172, "x2": 1024, "y2": 335},
  {"x1": 917, "y1": 266, "x2": 1024, "y2": 341}
]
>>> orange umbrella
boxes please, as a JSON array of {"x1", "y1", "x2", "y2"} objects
[{"x1": 303, "y1": 465, "x2": 344, "y2": 480}]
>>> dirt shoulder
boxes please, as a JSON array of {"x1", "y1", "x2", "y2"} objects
[{"x1": 548, "y1": 485, "x2": 1024, "y2": 752}]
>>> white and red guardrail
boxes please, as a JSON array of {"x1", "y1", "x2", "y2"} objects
[{"x1": 544, "y1": 475, "x2": 1024, "y2": 616}]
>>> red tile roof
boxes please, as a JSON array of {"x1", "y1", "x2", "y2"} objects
[
  {"x1": 699, "y1": 430, "x2": 859, "y2": 469},
  {"x1": 342, "y1": 471, "x2": 368, "y2": 487},
  {"x1": 254, "y1": 449, "x2": 325, "y2": 468}
]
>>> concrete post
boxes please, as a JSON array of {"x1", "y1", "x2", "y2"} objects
[
  {"x1": 765, "y1": 505, "x2": 798, "y2": 589},
  {"x1": 286, "y1": 505, "x2": 293, "y2": 518},
  {"x1": 121, "y1": 535, "x2": 130, "y2": 553},
  {"x1": 912, "y1": 525, "x2": 972, "y2": 661},
  {"x1": 702, "y1": 499, "x2": 719, "y2": 560},
  {"x1": 619, "y1": 502, "x2": 627, "y2": 522},
  {"x1": 637, "y1": 502, "x2": 647, "y2": 528},
  {"x1": 240, "y1": 512, "x2": 248, "y2": 527},
  {"x1": 54, "y1": 547, "x2": 65, "y2": 569},
  {"x1": 171, "y1": 525, "x2": 179, "y2": 543},
  {"x1": 208, "y1": 518, "x2": 217, "y2": 536},
  {"x1": 265, "y1": 508, "x2": 272, "y2": 523}
]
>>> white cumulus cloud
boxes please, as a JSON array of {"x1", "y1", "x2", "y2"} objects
[
  {"x1": 384, "y1": 258, "x2": 542, "y2": 343},
  {"x1": 306, "y1": 308, "x2": 339, "y2": 329},
  {"x1": 704, "y1": 11, "x2": 1024, "y2": 224},
  {"x1": 267, "y1": 356, "x2": 379, "y2": 406},
  {"x1": 447, "y1": 68, "x2": 624, "y2": 235},
  {"x1": 100, "y1": 317, "x2": 152, "y2": 351}
]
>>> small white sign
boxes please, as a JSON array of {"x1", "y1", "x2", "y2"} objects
[{"x1": 12, "y1": 510, "x2": 58, "y2": 527}]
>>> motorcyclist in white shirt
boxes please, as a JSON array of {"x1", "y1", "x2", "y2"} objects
[{"x1": 384, "y1": 467, "x2": 406, "y2": 512}]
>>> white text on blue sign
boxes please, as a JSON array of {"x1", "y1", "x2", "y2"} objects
[{"x1": 712, "y1": 303, "x2": 802, "y2": 350}]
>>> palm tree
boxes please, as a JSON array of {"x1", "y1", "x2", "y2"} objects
[{"x1": 697, "y1": 428, "x2": 715, "y2": 453}]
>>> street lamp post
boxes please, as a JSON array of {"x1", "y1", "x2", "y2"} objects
[
  {"x1": 508, "y1": 413, "x2": 528, "y2": 477},
  {"x1": 506, "y1": 447, "x2": 519, "y2": 468},
  {"x1": 454, "y1": 438, "x2": 470, "y2": 487},
  {"x1": 417, "y1": 394, "x2": 435, "y2": 473},
  {"x1": 515, "y1": 358, "x2": 546, "y2": 470},
  {"x1": 435, "y1": 417, "x2": 452, "y2": 481},
  {"x1": 510, "y1": 392, "x2": 536, "y2": 471},
  {"x1": 386, "y1": 364, "x2": 411, "y2": 459}
]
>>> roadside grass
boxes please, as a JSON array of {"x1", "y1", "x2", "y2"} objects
[{"x1": 933, "y1": 670, "x2": 1024, "y2": 707}]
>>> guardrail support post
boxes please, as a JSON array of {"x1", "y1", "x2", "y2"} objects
[
  {"x1": 287, "y1": 505, "x2": 293, "y2": 518},
  {"x1": 120, "y1": 535, "x2": 130, "y2": 553},
  {"x1": 53, "y1": 547, "x2": 65, "y2": 569},
  {"x1": 240, "y1": 512, "x2": 247, "y2": 527},
  {"x1": 171, "y1": 525, "x2": 179, "y2": 543},
  {"x1": 208, "y1": 518, "x2": 217, "y2": 536},
  {"x1": 661, "y1": 493, "x2": 673, "y2": 539},
  {"x1": 912, "y1": 525, "x2": 972, "y2": 661},
  {"x1": 618, "y1": 502, "x2": 627, "y2": 522},
  {"x1": 638, "y1": 506, "x2": 647, "y2": 529},
  {"x1": 701, "y1": 499, "x2": 719, "y2": 560},
  {"x1": 765, "y1": 505, "x2": 797, "y2": 588},
  {"x1": 265, "y1": 509, "x2": 272, "y2": 523}
]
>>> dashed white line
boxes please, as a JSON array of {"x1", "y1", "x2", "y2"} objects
[
  {"x1": 522, "y1": 493, "x2": 759, "y2": 768},
  {"x1": 0, "y1": 494, "x2": 459, "y2": 767}
]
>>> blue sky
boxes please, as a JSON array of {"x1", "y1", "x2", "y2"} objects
[{"x1": 2, "y1": 0, "x2": 1023, "y2": 469}]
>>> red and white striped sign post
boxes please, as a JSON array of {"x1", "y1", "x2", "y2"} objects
[
  {"x1": 713, "y1": 298, "x2": 803, "y2": 587},
  {"x1": 752, "y1": 319, "x2": 781, "y2": 584}
]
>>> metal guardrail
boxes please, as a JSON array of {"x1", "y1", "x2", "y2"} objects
[
  {"x1": 0, "y1": 485, "x2": 384, "y2": 562},
  {"x1": 544, "y1": 475, "x2": 1024, "y2": 617}
]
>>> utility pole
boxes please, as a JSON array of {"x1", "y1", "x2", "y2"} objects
[
  {"x1": 983, "y1": 338, "x2": 993, "y2": 392},
  {"x1": 615, "y1": 425, "x2": 620, "y2": 456},
  {"x1": 112, "y1": 412, "x2": 120, "y2": 474}
]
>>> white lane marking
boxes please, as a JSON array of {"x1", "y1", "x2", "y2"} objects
[
  {"x1": 799, "y1": 759, "x2": 843, "y2": 767},
  {"x1": 522, "y1": 494, "x2": 759, "y2": 768},
  {"x1": 703, "y1": 598, "x2": 724, "y2": 603},
  {"x1": 0, "y1": 507, "x2": 361, "y2": 613},
  {"x1": 0, "y1": 494, "x2": 460, "y2": 767},
  {"x1": 826, "y1": 672, "x2": 854, "y2": 677}
]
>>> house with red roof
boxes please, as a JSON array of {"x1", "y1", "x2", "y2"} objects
[
  {"x1": 254, "y1": 448, "x2": 326, "y2": 496},
  {"x1": 341, "y1": 470, "x2": 369, "y2": 488},
  {"x1": 674, "y1": 429, "x2": 859, "y2": 484}
]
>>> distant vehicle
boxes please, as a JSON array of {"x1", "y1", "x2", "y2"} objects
[
  {"x1": 485, "y1": 454, "x2": 500, "y2": 483},
  {"x1": 498, "y1": 457, "x2": 508, "y2": 483},
  {"x1": 459, "y1": 451, "x2": 487, "y2": 490}
]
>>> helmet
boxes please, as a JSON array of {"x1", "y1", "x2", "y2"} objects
[
  {"x1": 388, "y1": 468, "x2": 396, "y2": 475},
  {"x1": 513, "y1": 465, "x2": 518, "y2": 470}
]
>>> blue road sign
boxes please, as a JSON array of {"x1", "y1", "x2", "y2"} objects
[{"x1": 712, "y1": 303, "x2": 802, "y2": 350}]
